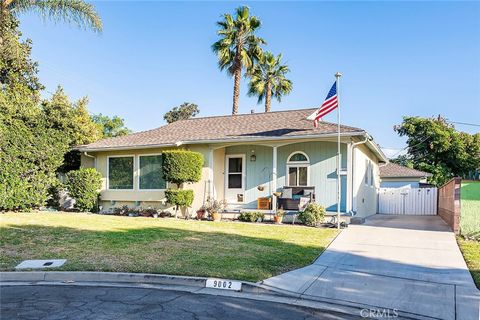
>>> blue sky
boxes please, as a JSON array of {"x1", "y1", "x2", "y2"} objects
[{"x1": 19, "y1": 1, "x2": 480, "y2": 156}]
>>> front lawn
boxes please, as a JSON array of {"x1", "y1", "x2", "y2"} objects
[
  {"x1": 457, "y1": 237, "x2": 480, "y2": 289},
  {"x1": 0, "y1": 212, "x2": 338, "y2": 282}
]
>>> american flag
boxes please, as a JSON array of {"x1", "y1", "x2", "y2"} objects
[{"x1": 307, "y1": 81, "x2": 338, "y2": 127}]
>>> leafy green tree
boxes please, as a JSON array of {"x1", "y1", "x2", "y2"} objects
[
  {"x1": 92, "y1": 113, "x2": 131, "y2": 137},
  {"x1": 43, "y1": 86, "x2": 102, "y2": 145},
  {"x1": 394, "y1": 116, "x2": 480, "y2": 186},
  {"x1": 163, "y1": 102, "x2": 199, "y2": 124},
  {"x1": 1, "y1": 0, "x2": 102, "y2": 37},
  {"x1": 0, "y1": 84, "x2": 69, "y2": 210},
  {"x1": 212, "y1": 6, "x2": 265, "y2": 115},
  {"x1": 0, "y1": 14, "x2": 42, "y2": 92},
  {"x1": 247, "y1": 52, "x2": 292, "y2": 112}
]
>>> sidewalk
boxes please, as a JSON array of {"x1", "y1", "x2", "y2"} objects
[{"x1": 262, "y1": 215, "x2": 480, "y2": 320}]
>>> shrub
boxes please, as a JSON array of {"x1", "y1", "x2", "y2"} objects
[
  {"x1": 165, "y1": 189, "x2": 194, "y2": 208},
  {"x1": 204, "y1": 198, "x2": 227, "y2": 215},
  {"x1": 238, "y1": 211, "x2": 265, "y2": 222},
  {"x1": 65, "y1": 168, "x2": 102, "y2": 212},
  {"x1": 298, "y1": 203, "x2": 325, "y2": 227},
  {"x1": 162, "y1": 150, "x2": 203, "y2": 186}
]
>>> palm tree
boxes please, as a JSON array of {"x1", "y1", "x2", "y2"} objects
[
  {"x1": 212, "y1": 6, "x2": 265, "y2": 115},
  {"x1": 248, "y1": 52, "x2": 292, "y2": 112},
  {"x1": 1, "y1": 0, "x2": 102, "y2": 33}
]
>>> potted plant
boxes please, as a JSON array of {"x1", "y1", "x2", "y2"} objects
[
  {"x1": 204, "y1": 198, "x2": 226, "y2": 222},
  {"x1": 196, "y1": 205, "x2": 206, "y2": 220},
  {"x1": 273, "y1": 209, "x2": 285, "y2": 224}
]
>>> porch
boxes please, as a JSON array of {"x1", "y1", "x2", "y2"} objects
[{"x1": 204, "y1": 139, "x2": 352, "y2": 214}]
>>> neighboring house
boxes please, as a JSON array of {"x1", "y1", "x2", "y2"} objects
[
  {"x1": 78, "y1": 108, "x2": 387, "y2": 218},
  {"x1": 379, "y1": 163, "x2": 432, "y2": 188}
]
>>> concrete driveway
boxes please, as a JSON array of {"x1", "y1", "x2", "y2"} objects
[{"x1": 263, "y1": 215, "x2": 479, "y2": 320}]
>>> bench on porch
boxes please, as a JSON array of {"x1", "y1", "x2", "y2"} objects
[{"x1": 277, "y1": 186, "x2": 315, "y2": 211}]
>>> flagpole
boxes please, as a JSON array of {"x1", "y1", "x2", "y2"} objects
[{"x1": 335, "y1": 72, "x2": 342, "y2": 229}]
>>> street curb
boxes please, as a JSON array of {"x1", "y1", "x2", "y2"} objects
[
  {"x1": 0, "y1": 271, "x2": 434, "y2": 319},
  {"x1": 0, "y1": 271, "x2": 284, "y2": 296}
]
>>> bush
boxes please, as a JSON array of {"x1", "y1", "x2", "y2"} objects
[
  {"x1": 65, "y1": 168, "x2": 102, "y2": 212},
  {"x1": 165, "y1": 189, "x2": 194, "y2": 208},
  {"x1": 298, "y1": 203, "x2": 326, "y2": 227},
  {"x1": 162, "y1": 150, "x2": 203, "y2": 186},
  {"x1": 238, "y1": 211, "x2": 265, "y2": 222}
]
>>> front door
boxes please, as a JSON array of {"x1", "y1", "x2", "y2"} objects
[{"x1": 225, "y1": 155, "x2": 245, "y2": 203}]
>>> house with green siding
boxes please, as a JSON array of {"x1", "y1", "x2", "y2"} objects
[{"x1": 78, "y1": 108, "x2": 387, "y2": 218}]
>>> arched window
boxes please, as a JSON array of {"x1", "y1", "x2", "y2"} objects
[{"x1": 286, "y1": 152, "x2": 309, "y2": 186}]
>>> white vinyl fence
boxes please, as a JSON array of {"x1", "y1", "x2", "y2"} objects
[{"x1": 378, "y1": 187, "x2": 438, "y2": 215}]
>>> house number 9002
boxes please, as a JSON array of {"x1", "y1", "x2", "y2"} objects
[{"x1": 206, "y1": 278, "x2": 242, "y2": 291}]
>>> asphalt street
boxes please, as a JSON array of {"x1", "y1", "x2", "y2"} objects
[{"x1": 0, "y1": 285, "x2": 359, "y2": 320}]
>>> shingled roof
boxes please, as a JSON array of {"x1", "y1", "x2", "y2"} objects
[
  {"x1": 379, "y1": 163, "x2": 432, "y2": 178},
  {"x1": 79, "y1": 108, "x2": 366, "y2": 151}
]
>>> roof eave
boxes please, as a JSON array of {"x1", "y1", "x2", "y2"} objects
[{"x1": 77, "y1": 131, "x2": 367, "y2": 152}]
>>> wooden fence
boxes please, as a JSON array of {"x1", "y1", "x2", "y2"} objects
[{"x1": 438, "y1": 177, "x2": 461, "y2": 234}]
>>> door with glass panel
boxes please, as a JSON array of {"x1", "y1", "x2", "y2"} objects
[{"x1": 225, "y1": 155, "x2": 245, "y2": 203}]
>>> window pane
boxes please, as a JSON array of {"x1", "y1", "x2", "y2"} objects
[
  {"x1": 109, "y1": 157, "x2": 133, "y2": 189},
  {"x1": 299, "y1": 167, "x2": 308, "y2": 186},
  {"x1": 288, "y1": 167, "x2": 298, "y2": 186},
  {"x1": 289, "y1": 153, "x2": 308, "y2": 162},
  {"x1": 228, "y1": 158, "x2": 242, "y2": 173},
  {"x1": 228, "y1": 174, "x2": 242, "y2": 188},
  {"x1": 139, "y1": 155, "x2": 166, "y2": 189}
]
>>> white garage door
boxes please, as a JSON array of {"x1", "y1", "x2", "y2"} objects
[{"x1": 378, "y1": 187, "x2": 437, "y2": 215}]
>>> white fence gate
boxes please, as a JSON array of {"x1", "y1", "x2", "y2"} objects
[{"x1": 377, "y1": 187, "x2": 438, "y2": 215}]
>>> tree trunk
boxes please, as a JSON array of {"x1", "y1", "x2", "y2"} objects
[
  {"x1": 232, "y1": 66, "x2": 241, "y2": 115},
  {"x1": 265, "y1": 82, "x2": 272, "y2": 112}
]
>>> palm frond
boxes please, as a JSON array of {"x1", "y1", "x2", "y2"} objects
[{"x1": 9, "y1": 0, "x2": 102, "y2": 32}]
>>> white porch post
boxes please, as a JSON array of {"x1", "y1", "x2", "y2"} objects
[
  {"x1": 272, "y1": 146, "x2": 278, "y2": 212},
  {"x1": 208, "y1": 148, "x2": 215, "y2": 201}
]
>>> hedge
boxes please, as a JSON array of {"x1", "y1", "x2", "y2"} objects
[
  {"x1": 162, "y1": 150, "x2": 203, "y2": 186},
  {"x1": 165, "y1": 189, "x2": 194, "y2": 208},
  {"x1": 65, "y1": 168, "x2": 102, "y2": 212}
]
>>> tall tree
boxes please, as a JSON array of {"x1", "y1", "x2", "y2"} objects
[
  {"x1": 1, "y1": 0, "x2": 102, "y2": 37},
  {"x1": 163, "y1": 102, "x2": 200, "y2": 124},
  {"x1": 247, "y1": 52, "x2": 292, "y2": 112},
  {"x1": 92, "y1": 113, "x2": 131, "y2": 138},
  {"x1": 212, "y1": 6, "x2": 265, "y2": 115},
  {"x1": 394, "y1": 116, "x2": 480, "y2": 186}
]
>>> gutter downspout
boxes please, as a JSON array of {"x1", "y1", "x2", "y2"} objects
[
  {"x1": 83, "y1": 152, "x2": 96, "y2": 169},
  {"x1": 350, "y1": 136, "x2": 369, "y2": 215}
]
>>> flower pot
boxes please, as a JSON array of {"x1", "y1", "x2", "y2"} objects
[
  {"x1": 273, "y1": 215, "x2": 283, "y2": 224},
  {"x1": 211, "y1": 212, "x2": 221, "y2": 222},
  {"x1": 196, "y1": 210, "x2": 205, "y2": 220}
]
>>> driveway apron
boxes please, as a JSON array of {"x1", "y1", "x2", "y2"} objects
[{"x1": 263, "y1": 215, "x2": 479, "y2": 320}]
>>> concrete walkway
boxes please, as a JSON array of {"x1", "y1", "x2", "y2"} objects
[{"x1": 262, "y1": 215, "x2": 479, "y2": 320}]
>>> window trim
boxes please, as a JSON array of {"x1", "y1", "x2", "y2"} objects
[
  {"x1": 107, "y1": 155, "x2": 135, "y2": 191},
  {"x1": 286, "y1": 151, "x2": 310, "y2": 187},
  {"x1": 287, "y1": 151, "x2": 310, "y2": 164},
  {"x1": 225, "y1": 154, "x2": 246, "y2": 191},
  {"x1": 286, "y1": 164, "x2": 310, "y2": 187},
  {"x1": 137, "y1": 153, "x2": 167, "y2": 191}
]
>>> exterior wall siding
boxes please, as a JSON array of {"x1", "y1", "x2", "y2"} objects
[
  {"x1": 352, "y1": 144, "x2": 380, "y2": 217},
  {"x1": 81, "y1": 145, "x2": 210, "y2": 212},
  {"x1": 225, "y1": 142, "x2": 347, "y2": 211}
]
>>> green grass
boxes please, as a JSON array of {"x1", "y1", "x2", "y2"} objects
[
  {"x1": 457, "y1": 237, "x2": 480, "y2": 289},
  {"x1": 461, "y1": 181, "x2": 480, "y2": 237},
  {"x1": 0, "y1": 212, "x2": 339, "y2": 282}
]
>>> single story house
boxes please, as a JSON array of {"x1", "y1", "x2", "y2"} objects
[
  {"x1": 379, "y1": 163, "x2": 432, "y2": 188},
  {"x1": 78, "y1": 108, "x2": 387, "y2": 218}
]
